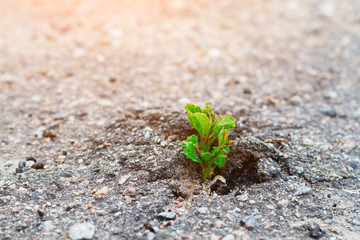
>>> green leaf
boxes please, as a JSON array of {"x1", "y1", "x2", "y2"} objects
[
  {"x1": 182, "y1": 135, "x2": 203, "y2": 168},
  {"x1": 210, "y1": 147, "x2": 229, "y2": 167},
  {"x1": 185, "y1": 103, "x2": 202, "y2": 114},
  {"x1": 191, "y1": 112, "x2": 212, "y2": 135},
  {"x1": 186, "y1": 112, "x2": 195, "y2": 129},
  {"x1": 213, "y1": 115, "x2": 235, "y2": 137},
  {"x1": 223, "y1": 147, "x2": 230, "y2": 153},
  {"x1": 202, "y1": 102, "x2": 215, "y2": 121},
  {"x1": 218, "y1": 128, "x2": 230, "y2": 146},
  {"x1": 214, "y1": 155, "x2": 227, "y2": 167},
  {"x1": 200, "y1": 150, "x2": 214, "y2": 162}
]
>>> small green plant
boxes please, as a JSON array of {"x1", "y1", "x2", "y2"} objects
[{"x1": 182, "y1": 103, "x2": 235, "y2": 182}]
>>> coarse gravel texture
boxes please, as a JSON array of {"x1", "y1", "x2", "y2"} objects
[{"x1": 1, "y1": 0, "x2": 360, "y2": 239}]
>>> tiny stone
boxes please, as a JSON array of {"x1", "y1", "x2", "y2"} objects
[
  {"x1": 243, "y1": 88, "x2": 252, "y2": 94},
  {"x1": 146, "y1": 231, "x2": 155, "y2": 240},
  {"x1": 18, "y1": 187, "x2": 27, "y2": 194},
  {"x1": 68, "y1": 222, "x2": 95, "y2": 240},
  {"x1": 96, "y1": 187, "x2": 109, "y2": 198},
  {"x1": 18, "y1": 160, "x2": 26, "y2": 168},
  {"x1": 53, "y1": 113, "x2": 68, "y2": 120},
  {"x1": 123, "y1": 186, "x2": 136, "y2": 196},
  {"x1": 309, "y1": 223, "x2": 325, "y2": 238},
  {"x1": 277, "y1": 200, "x2": 289, "y2": 208},
  {"x1": 236, "y1": 194, "x2": 249, "y2": 202},
  {"x1": 4, "y1": 161, "x2": 12, "y2": 167},
  {"x1": 324, "y1": 90, "x2": 338, "y2": 99},
  {"x1": 294, "y1": 185, "x2": 312, "y2": 196},
  {"x1": 16, "y1": 168, "x2": 28, "y2": 173},
  {"x1": 240, "y1": 215, "x2": 257, "y2": 230},
  {"x1": 152, "y1": 226, "x2": 159, "y2": 233},
  {"x1": 31, "y1": 162, "x2": 45, "y2": 169},
  {"x1": 330, "y1": 226, "x2": 340, "y2": 234},
  {"x1": 12, "y1": 207, "x2": 20, "y2": 213},
  {"x1": 302, "y1": 137, "x2": 314, "y2": 145},
  {"x1": 320, "y1": 109, "x2": 337, "y2": 118},
  {"x1": 280, "y1": 173, "x2": 290, "y2": 181},
  {"x1": 157, "y1": 211, "x2": 176, "y2": 221},
  {"x1": 197, "y1": 207, "x2": 209, "y2": 214},
  {"x1": 349, "y1": 162, "x2": 358, "y2": 169},
  {"x1": 215, "y1": 220, "x2": 225, "y2": 227},
  {"x1": 144, "y1": 131, "x2": 151, "y2": 140},
  {"x1": 118, "y1": 175, "x2": 130, "y2": 185},
  {"x1": 352, "y1": 215, "x2": 360, "y2": 226},
  {"x1": 293, "y1": 166, "x2": 304, "y2": 175},
  {"x1": 26, "y1": 156, "x2": 37, "y2": 162},
  {"x1": 265, "y1": 204, "x2": 275, "y2": 210}
]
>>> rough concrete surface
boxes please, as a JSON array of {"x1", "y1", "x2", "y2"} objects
[{"x1": 0, "y1": 0, "x2": 360, "y2": 239}]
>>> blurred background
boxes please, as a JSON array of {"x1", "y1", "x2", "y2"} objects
[
  {"x1": 0, "y1": 0, "x2": 359, "y2": 136},
  {"x1": 1, "y1": 0, "x2": 359, "y2": 107}
]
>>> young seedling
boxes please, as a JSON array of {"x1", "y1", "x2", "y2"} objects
[{"x1": 182, "y1": 103, "x2": 235, "y2": 182}]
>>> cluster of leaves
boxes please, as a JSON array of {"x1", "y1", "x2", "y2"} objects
[{"x1": 182, "y1": 103, "x2": 235, "y2": 182}]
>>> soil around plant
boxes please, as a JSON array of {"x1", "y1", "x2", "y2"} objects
[{"x1": 1, "y1": 0, "x2": 360, "y2": 239}]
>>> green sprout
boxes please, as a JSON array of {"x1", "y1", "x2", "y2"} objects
[{"x1": 182, "y1": 103, "x2": 235, "y2": 182}]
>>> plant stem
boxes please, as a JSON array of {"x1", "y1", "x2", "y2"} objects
[{"x1": 201, "y1": 166, "x2": 211, "y2": 182}]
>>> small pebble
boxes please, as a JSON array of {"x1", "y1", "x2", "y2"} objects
[
  {"x1": 118, "y1": 175, "x2": 130, "y2": 185},
  {"x1": 12, "y1": 207, "x2": 20, "y2": 213},
  {"x1": 236, "y1": 194, "x2": 249, "y2": 202},
  {"x1": 96, "y1": 187, "x2": 109, "y2": 198},
  {"x1": 18, "y1": 160, "x2": 26, "y2": 168},
  {"x1": 123, "y1": 186, "x2": 136, "y2": 196},
  {"x1": 352, "y1": 215, "x2": 360, "y2": 226},
  {"x1": 240, "y1": 215, "x2": 257, "y2": 230},
  {"x1": 330, "y1": 226, "x2": 340, "y2": 234},
  {"x1": 4, "y1": 161, "x2": 12, "y2": 167},
  {"x1": 68, "y1": 222, "x2": 95, "y2": 240},
  {"x1": 320, "y1": 109, "x2": 337, "y2": 118},
  {"x1": 26, "y1": 156, "x2": 37, "y2": 162},
  {"x1": 308, "y1": 223, "x2": 325, "y2": 238},
  {"x1": 294, "y1": 185, "x2": 313, "y2": 196},
  {"x1": 157, "y1": 211, "x2": 176, "y2": 221},
  {"x1": 197, "y1": 207, "x2": 209, "y2": 214},
  {"x1": 215, "y1": 220, "x2": 225, "y2": 227},
  {"x1": 16, "y1": 168, "x2": 28, "y2": 173},
  {"x1": 349, "y1": 162, "x2": 358, "y2": 170},
  {"x1": 32, "y1": 162, "x2": 45, "y2": 169}
]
